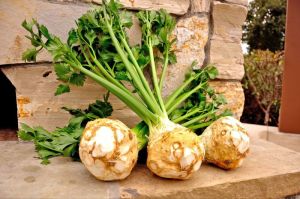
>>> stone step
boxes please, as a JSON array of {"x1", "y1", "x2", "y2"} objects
[
  {"x1": 244, "y1": 123, "x2": 300, "y2": 152},
  {"x1": 0, "y1": 139, "x2": 299, "y2": 198}
]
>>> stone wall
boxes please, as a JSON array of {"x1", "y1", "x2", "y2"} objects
[{"x1": 0, "y1": 0, "x2": 247, "y2": 130}]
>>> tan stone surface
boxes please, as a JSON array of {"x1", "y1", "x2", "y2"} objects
[
  {"x1": 191, "y1": 0, "x2": 211, "y2": 13},
  {"x1": 244, "y1": 124, "x2": 300, "y2": 153},
  {"x1": 223, "y1": 0, "x2": 248, "y2": 7},
  {"x1": 1, "y1": 139, "x2": 300, "y2": 198},
  {"x1": 1, "y1": 65, "x2": 140, "y2": 131},
  {"x1": 126, "y1": 16, "x2": 142, "y2": 46},
  {"x1": 210, "y1": 39, "x2": 245, "y2": 80},
  {"x1": 212, "y1": 1, "x2": 247, "y2": 42},
  {"x1": 91, "y1": 0, "x2": 190, "y2": 15},
  {"x1": 0, "y1": 0, "x2": 90, "y2": 65},
  {"x1": 243, "y1": 123, "x2": 269, "y2": 140},
  {"x1": 209, "y1": 1, "x2": 247, "y2": 80},
  {"x1": 0, "y1": 0, "x2": 187, "y2": 65},
  {"x1": 268, "y1": 131, "x2": 300, "y2": 153},
  {"x1": 209, "y1": 81, "x2": 245, "y2": 119},
  {"x1": 163, "y1": 15, "x2": 209, "y2": 97}
]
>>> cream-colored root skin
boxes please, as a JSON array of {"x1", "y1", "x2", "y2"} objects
[
  {"x1": 201, "y1": 116, "x2": 250, "y2": 169},
  {"x1": 79, "y1": 118, "x2": 138, "y2": 181},
  {"x1": 147, "y1": 125, "x2": 205, "y2": 180}
]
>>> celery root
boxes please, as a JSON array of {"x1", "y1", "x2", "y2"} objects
[
  {"x1": 200, "y1": 116, "x2": 250, "y2": 169},
  {"x1": 79, "y1": 118, "x2": 138, "y2": 181},
  {"x1": 147, "y1": 120, "x2": 205, "y2": 179}
]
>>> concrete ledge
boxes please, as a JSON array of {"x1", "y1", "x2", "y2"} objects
[
  {"x1": 244, "y1": 123, "x2": 300, "y2": 152},
  {"x1": 0, "y1": 139, "x2": 300, "y2": 198}
]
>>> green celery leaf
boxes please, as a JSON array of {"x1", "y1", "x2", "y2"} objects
[
  {"x1": 120, "y1": 11, "x2": 133, "y2": 28},
  {"x1": 55, "y1": 84, "x2": 70, "y2": 96},
  {"x1": 20, "y1": 123, "x2": 35, "y2": 133},
  {"x1": 54, "y1": 63, "x2": 71, "y2": 81},
  {"x1": 113, "y1": 54, "x2": 123, "y2": 63},
  {"x1": 18, "y1": 130, "x2": 35, "y2": 141},
  {"x1": 206, "y1": 66, "x2": 218, "y2": 79},
  {"x1": 115, "y1": 71, "x2": 130, "y2": 81},
  {"x1": 61, "y1": 107, "x2": 85, "y2": 117},
  {"x1": 39, "y1": 25, "x2": 51, "y2": 39},
  {"x1": 69, "y1": 72, "x2": 86, "y2": 86},
  {"x1": 21, "y1": 20, "x2": 33, "y2": 32},
  {"x1": 107, "y1": 0, "x2": 122, "y2": 13},
  {"x1": 84, "y1": 30, "x2": 97, "y2": 44},
  {"x1": 38, "y1": 149, "x2": 61, "y2": 159},
  {"x1": 170, "y1": 109, "x2": 185, "y2": 121},
  {"x1": 36, "y1": 141, "x2": 63, "y2": 153},
  {"x1": 24, "y1": 35, "x2": 41, "y2": 47},
  {"x1": 168, "y1": 52, "x2": 177, "y2": 64},
  {"x1": 137, "y1": 54, "x2": 150, "y2": 68},
  {"x1": 131, "y1": 46, "x2": 140, "y2": 59},
  {"x1": 151, "y1": 35, "x2": 160, "y2": 46},
  {"x1": 206, "y1": 87, "x2": 215, "y2": 97},
  {"x1": 34, "y1": 127, "x2": 53, "y2": 140},
  {"x1": 41, "y1": 159, "x2": 50, "y2": 165},
  {"x1": 68, "y1": 116, "x2": 86, "y2": 129},
  {"x1": 22, "y1": 48, "x2": 38, "y2": 62},
  {"x1": 115, "y1": 63, "x2": 126, "y2": 71},
  {"x1": 51, "y1": 138, "x2": 77, "y2": 151},
  {"x1": 63, "y1": 143, "x2": 78, "y2": 157},
  {"x1": 99, "y1": 35, "x2": 111, "y2": 48},
  {"x1": 67, "y1": 29, "x2": 79, "y2": 47},
  {"x1": 88, "y1": 100, "x2": 113, "y2": 118},
  {"x1": 71, "y1": 127, "x2": 84, "y2": 139}
]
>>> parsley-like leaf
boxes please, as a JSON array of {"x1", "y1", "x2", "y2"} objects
[
  {"x1": 55, "y1": 84, "x2": 70, "y2": 96},
  {"x1": 69, "y1": 72, "x2": 86, "y2": 86},
  {"x1": 22, "y1": 48, "x2": 38, "y2": 62},
  {"x1": 54, "y1": 63, "x2": 71, "y2": 81}
]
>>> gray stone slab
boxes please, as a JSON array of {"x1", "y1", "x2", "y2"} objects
[{"x1": 1, "y1": 139, "x2": 300, "y2": 198}]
